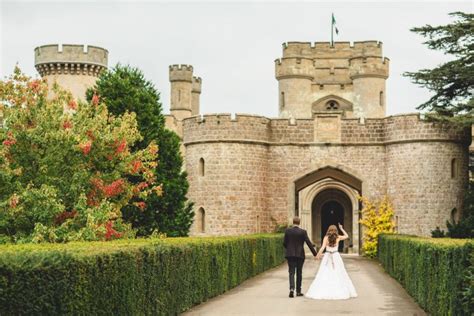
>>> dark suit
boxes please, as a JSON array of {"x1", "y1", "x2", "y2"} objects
[{"x1": 283, "y1": 225, "x2": 317, "y2": 293}]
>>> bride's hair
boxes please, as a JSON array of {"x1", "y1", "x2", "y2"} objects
[{"x1": 326, "y1": 225, "x2": 339, "y2": 247}]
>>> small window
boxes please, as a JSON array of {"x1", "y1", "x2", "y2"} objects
[
  {"x1": 199, "y1": 158, "x2": 205, "y2": 176},
  {"x1": 280, "y1": 92, "x2": 285, "y2": 108},
  {"x1": 178, "y1": 89, "x2": 181, "y2": 101},
  {"x1": 325, "y1": 100, "x2": 339, "y2": 110},
  {"x1": 379, "y1": 91, "x2": 384, "y2": 106},
  {"x1": 197, "y1": 207, "x2": 205, "y2": 233},
  {"x1": 450, "y1": 208, "x2": 458, "y2": 223},
  {"x1": 256, "y1": 215, "x2": 260, "y2": 233},
  {"x1": 451, "y1": 158, "x2": 457, "y2": 178}
]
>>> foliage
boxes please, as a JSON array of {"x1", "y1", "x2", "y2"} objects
[
  {"x1": 358, "y1": 195, "x2": 395, "y2": 258},
  {"x1": 378, "y1": 234, "x2": 474, "y2": 315},
  {"x1": 0, "y1": 67, "x2": 160, "y2": 243},
  {"x1": 0, "y1": 233, "x2": 285, "y2": 315},
  {"x1": 87, "y1": 64, "x2": 193, "y2": 237},
  {"x1": 404, "y1": 12, "x2": 474, "y2": 125},
  {"x1": 431, "y1": 180, "x2": 474, "y2": 239},
  {"x1": 430, "y1": 226, "x2": 446, "y2": 238}
]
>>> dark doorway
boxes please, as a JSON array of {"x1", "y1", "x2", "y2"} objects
[{"x1": 321, "y1": 200, "x2": 344, "y2": 252}]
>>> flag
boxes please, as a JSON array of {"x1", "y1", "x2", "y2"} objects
[{"x1": 332, "y1": 13, "x2": 339, "y2": 35}]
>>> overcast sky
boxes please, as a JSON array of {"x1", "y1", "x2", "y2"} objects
[{"x1": 1, "y1": 0, "x2": 472, "y2": 117}]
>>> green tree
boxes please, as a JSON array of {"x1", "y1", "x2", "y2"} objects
[
  {"x1": 404, "y1": 12, "x2": 473, "y2": 125},
  {"x1": 0, "y1": 67, "x2": 160, "y2": 243},
  {"x1": 87, "y1": 64, "x2": 193, "y2": 237}
]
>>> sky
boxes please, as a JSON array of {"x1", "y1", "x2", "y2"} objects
[{"x1": 0, "y1": 0, "x2": 472, "y2": 117}]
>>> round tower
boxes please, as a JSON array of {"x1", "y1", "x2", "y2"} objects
[
  {"x1": 191, "y1": 76, "x2": 202, "y2": 116},
  {"x1": 275, "y1": 57, "x2": 314, "y2": 118},
  {"x1": 169, "y1": 64, "x2": 193, "y2": 120},
  {"x1": 34, "y1": 44, "x2": 108, "y2": 100},
  {"x1": 349, "y1": 56, "x2": 389, "y2": 118}
]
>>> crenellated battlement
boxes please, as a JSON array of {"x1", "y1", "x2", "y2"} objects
[
  {"x1": 192, "y1": 76, "x2": 202, "y2": 93},
  {"x1": 169, "y1": 64, "x2": 194, "y2": 82},
  {"x1": 349, "y1": 56, "x2": 389, "y2": 79},
  {"x1": 282, "y1": 41, "x2": 383, "y2": 59},
  {"x1": 275, "y1": 57, "x2": 314, "y2": 80},
  {"x1": 182, "y1": 112, "x2": 470, "y2": 146},
  {"x1": 34, "y1": 44, "x2": 108, "y2": 77}
]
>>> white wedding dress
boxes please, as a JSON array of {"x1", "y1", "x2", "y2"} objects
[{"x1": 305, "y1": 244, "x2": 358, "y2": 300}]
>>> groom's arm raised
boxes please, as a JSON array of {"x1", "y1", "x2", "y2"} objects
[{"x1": 304, "y1": 231, "x2": 317, "y2": 256}]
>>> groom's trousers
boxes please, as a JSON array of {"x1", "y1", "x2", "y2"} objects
[{"x1": 287, "y1": 257, "x2": 304, "y2": 292}]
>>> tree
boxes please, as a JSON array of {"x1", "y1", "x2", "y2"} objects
[
  {"x1": 407, "y1": 12, "x2": 474, "y2": 238},
  {"x1": 404, "y1": 12, "x2": 473, "y2": 125},
  {"x1": 0, "y1": 67, "x2": 160, "y2": 243},
  {"x1": 87, "y1": 64, "x2": 193, "y2": 237}
]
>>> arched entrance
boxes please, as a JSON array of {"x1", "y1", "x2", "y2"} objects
[
  {"x1": 312, "y1": 189, "x2": 353, "y2": 253},
  {"x1": 292, "y1": 166, "x2": 362, "y2": 254}
]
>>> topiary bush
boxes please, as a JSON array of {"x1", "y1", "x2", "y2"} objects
[
  {"x1": 378, "y1": 234, "x2": 474, "y2": 315},
  {"x1": 0, "y1": 234, "x2": 284, "y2": 315}
]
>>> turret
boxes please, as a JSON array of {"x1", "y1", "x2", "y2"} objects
[
  {"x1": 349, "y1": 56, "x2": 389, "y2": 118},
  {"x1": 191, "y1": 76, "x2": 202, "y2": 116},
  {"x1": 34, "y1": 44, "x2": 108, "y2": 100},
  {"x1": 275, "y1": 57, "x2": 314, "y2": 118},
  {"x1": 169, "y1": 64, "x2": 193, "y2": 120}
]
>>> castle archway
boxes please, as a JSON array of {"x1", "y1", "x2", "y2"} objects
[{"x1": 292, "y1": 166, "x2": 361, "y2": 254}]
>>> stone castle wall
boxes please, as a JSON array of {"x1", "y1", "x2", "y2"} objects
[{"x1": 184, "y1": 113, "x2": 470, "y2": 237}]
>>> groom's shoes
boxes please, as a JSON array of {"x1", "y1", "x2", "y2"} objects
[
  {"x1": 296, "y1": 292, "x2": 304, "y2": 297},
  {"x1": 289, "y1": 290, "x2": 294, "y2": 298}
]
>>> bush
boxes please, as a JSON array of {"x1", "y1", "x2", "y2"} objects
[
  {"x1": 359, "y1": 195, "x2": 395, "y2": 258},
  {"x1": 378, "y1": 234, "x2": 474, "y2": 315},
  {"x1": 0, "y1": 234, "x2": 284, "y2": 315},
  {"x1": 0, "y1": 67, "x2": 160, "y2": 243}
]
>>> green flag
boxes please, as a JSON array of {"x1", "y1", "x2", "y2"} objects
[{"x1": 332, "y1": 13, "x2": 339, "y2": 35}]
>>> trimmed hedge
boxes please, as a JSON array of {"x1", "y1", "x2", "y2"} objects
[
  {"x1": 0, "y1": 234, "x2": 285, "y2": 315},
  {"x1": 378, "y1": 234, "x2": 474, "y2": 315}
]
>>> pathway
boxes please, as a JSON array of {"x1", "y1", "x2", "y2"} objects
[{"x1": 183, "y1": 255, "x2": 425, "y2": 316}]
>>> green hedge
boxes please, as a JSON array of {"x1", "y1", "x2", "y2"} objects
[
  {"x1": 378, "y1": 234, "x2": 474, "y2": 315},
  {"x1": 0, "y1": 234, "x2": 285, "y2": 315}
]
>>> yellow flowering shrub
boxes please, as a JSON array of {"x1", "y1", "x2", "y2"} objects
[{"x1": 359, "y1": 195, "x2": 395, "y2": 258}]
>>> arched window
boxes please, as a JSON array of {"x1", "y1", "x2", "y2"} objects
[
  {"x1": 451, "y1": 158, "x2": 457, "y2": 178},
  {"x1": 379, "y1": 91, "x2": 384, "y2": 106},
  {"x1": 199, "y1": 158, "x2": 205, "y2": 177},
  {"x1": 197, "y1": 207, "x2": 205, "y2": 233},
  {"x1": 325, "y1": 100, "x2": 339, "y2": 110},
  {"x1": 450, "y1": 208, "x2": 458, "y2": 223}
]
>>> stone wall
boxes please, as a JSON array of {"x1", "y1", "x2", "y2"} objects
[{"x1": 184, "y1": 113, "x2": 470, "y2": 238}]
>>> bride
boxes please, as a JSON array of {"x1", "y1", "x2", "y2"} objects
[{"x1": 305, "y1": 223, "x2": 357, "y2": 300}]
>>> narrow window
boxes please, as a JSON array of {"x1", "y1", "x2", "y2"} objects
[
  {"x1": 450, "y1": 208, "x2": 458, "y2": 223},
  {"x1": 280, "y1": 92, "x2": 285, "y2": 108},
  {"x1": 199, "y1": 158, "x2": 205, "y2": 176},
  {"x1": 178, "y1": 89, "x2": 181, "y2": 101},
  {"x1": 379, "y1": 91, "x2": 384, "y2": 106},
  {"x1": 395, "y1": 216, "x2": 399, "y2": 232},
  {"x1": 197, "y1": 207, "x2": 205, "y2": 233},
  {"x1": 451, "y1": 158, "x2": 457, "y2": 178}
]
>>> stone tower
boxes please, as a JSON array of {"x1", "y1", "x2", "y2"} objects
[
  {"x1": 275, "y1": 41, "x2": 389, "y2": 119},
  {"x1": 169, "y1": 64, "x2": 202, "y2": 121},
  {"x1": 34, "y1": 44, "x2": 108, "y2": 100}
]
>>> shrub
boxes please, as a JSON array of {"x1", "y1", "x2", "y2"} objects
[
  {"x1": 0, "y1": 234, "x2": 285, "y2": 315},
  {"x1": 0, "y1": 67, "x2": 160, "y2": 243},
  {"x1": 87, "y1": 65, "x2": 193, "y2": 237},
  {"x1": 378, "y1": 234, "x2": 474, "y2": 315},
  {"x1": 359, "y1": 195, "x2": 395, "y2": 258}
]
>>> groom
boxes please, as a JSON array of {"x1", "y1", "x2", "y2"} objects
[{"x1": 283, "y1": 216, "x2": 318, "y2": 298}]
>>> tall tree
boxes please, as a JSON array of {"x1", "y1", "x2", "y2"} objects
[
  {"x1": 404, "y1": 12, "x2": 473, "y2": 125},
  {"x1": 87, "y1": 64, "x2": 193, "y2": 237}
]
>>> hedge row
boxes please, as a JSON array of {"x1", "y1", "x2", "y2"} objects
[
  {"x1": 0, "y1": 234, "x2": 285, "y2": 315},
  {"x1": 378, "y1": 234, "x2": 473, "y2": 315}
]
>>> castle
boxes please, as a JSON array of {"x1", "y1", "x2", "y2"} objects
[{"x1": 33, "y1": 42, "x2": 470, "y2": 254}]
